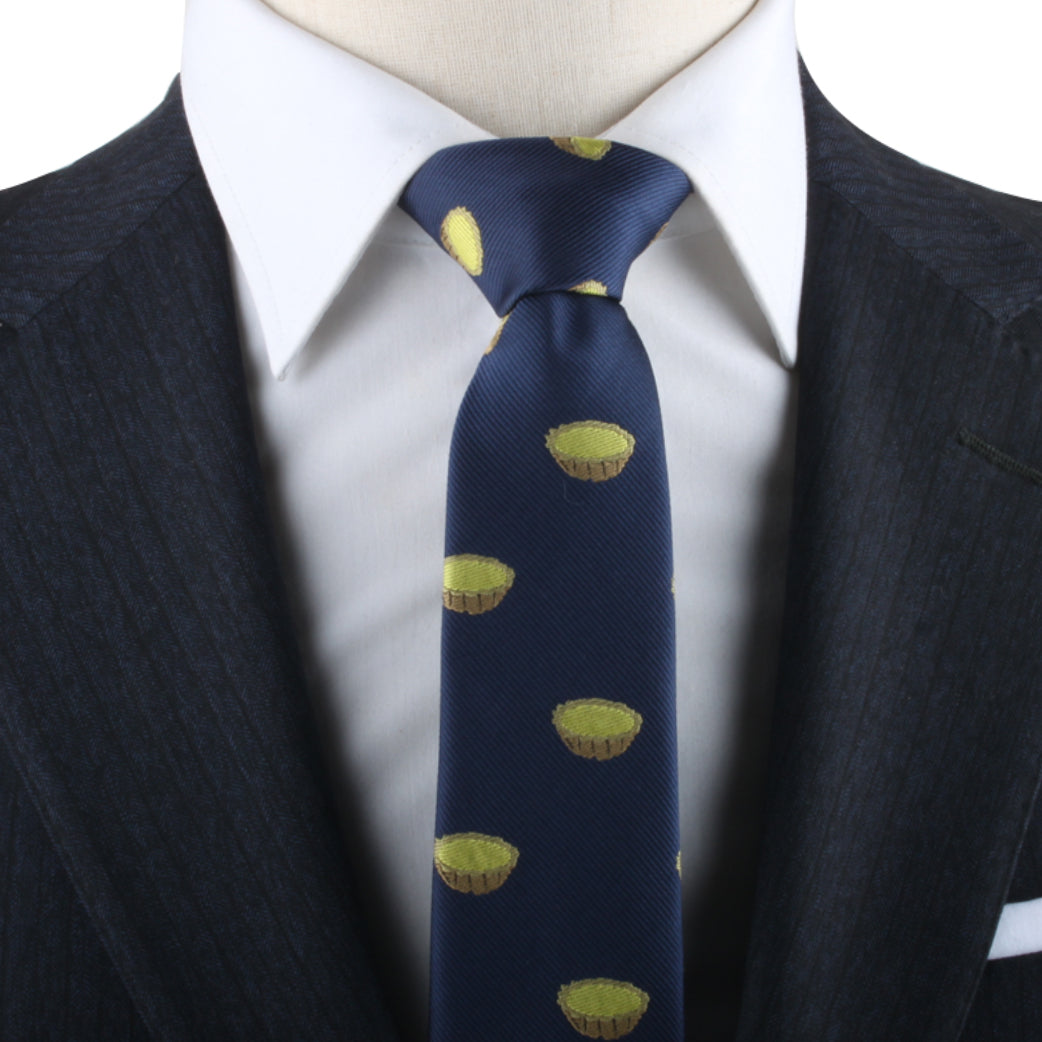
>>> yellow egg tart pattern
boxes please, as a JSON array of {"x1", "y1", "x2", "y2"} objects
[
  {"x1": 486, "y1": 311, "x2": 511, "y2": 354},
  {"x1": 443, "y1": 554, "x2": 515, "y2": 614},
  {"x1": 551, "y1": 137, "x2": 614, "y2": 161},
  {"x1": 434, "y1": 833, "x2": 519, "y2": 895},
  {"x1": 440, "y1": 206, "x2": 484, "y2": 275},
  {"x1": 552, "y1": 698, "x2": 643, "y2": 761},
  {"x1": 569, "y1": 279, "x2": 609, "y2": 296},
  {"x1": 557, "y1": 978, "x2": 650, "y2": 1039},
  {"x1": 546, "y1": 420, "x2": 636, "y2": 482}
]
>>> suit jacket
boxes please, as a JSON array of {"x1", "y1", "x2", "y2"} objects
[{"x1": 2, "y1": 67, "x2": 1042, "y2": 1041}]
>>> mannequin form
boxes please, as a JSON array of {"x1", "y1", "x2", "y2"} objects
[{"x1": 258, "y1": 0, "x2": 760, "y2": 137}]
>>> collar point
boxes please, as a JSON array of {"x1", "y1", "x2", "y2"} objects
[{"x1": 776, "y1": 336, "x2": 798, "y2": 371}]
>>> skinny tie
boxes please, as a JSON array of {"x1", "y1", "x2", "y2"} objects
[{"x1": 399, "y1": 136, "x2": 691, "y2": 1041}]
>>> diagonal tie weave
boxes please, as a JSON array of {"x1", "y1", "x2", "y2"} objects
[{"x1": 399, "y1": 136, "x2": 692, "y2": 1042}]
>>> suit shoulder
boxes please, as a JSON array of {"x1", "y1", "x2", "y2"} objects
[
  {"x1": 801, "y1": 64, "x2": 1042, "y2": 326},
  {"x1": 0, "y1": 77, "x2": 206, "y2": 330}
]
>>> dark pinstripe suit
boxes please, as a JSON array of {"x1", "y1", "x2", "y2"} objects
[{"x1": 2, "y1": 69, "x2": 1042, "y2": 1039}]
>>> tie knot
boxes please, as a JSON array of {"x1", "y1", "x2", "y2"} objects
[{"x1": 399, "y1": 136, "x2": 692, "y2": 315}]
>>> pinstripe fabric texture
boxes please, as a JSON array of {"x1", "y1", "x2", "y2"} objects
[
  {"x1": 733, "y1": 70, "x2": 1042, "y2": 1042},
  {"x1": 0, "y1": 83, "x2": 397, "y2": 1041},
  {"x1": 1, "y1": 69, "x2": 1041, "y2": 1040},
  {"x1": 962, "y1": 952, "x2": 1042, "y2": 1041},
  {"x1": 0, "y1": 748, "x2": 150, "y2": 1039}
]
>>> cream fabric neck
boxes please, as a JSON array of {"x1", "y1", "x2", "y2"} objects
[
  {"x1": 254, "y1": 0, "x2": 758, "y2": 139},
  {"x1": 180, "y1": 0, "x2": 804, "y2": 378}
]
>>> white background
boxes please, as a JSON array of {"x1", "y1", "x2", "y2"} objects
[{"x1": 1, "y1": 0, "x2": 1040, "y2": 199}]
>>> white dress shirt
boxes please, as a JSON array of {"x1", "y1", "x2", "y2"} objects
[{"x1": 181, "y1": 0, "x2": 805, "y2": 1033}]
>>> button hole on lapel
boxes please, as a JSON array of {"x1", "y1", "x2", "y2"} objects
[{"x1": 956, "y1": 427, "x2": 1042, "y2": 487}]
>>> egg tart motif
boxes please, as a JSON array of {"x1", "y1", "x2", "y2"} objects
[
  {"x1": 552, "y1": 698, "x2": 643, "y2": 761},
  {"x1": 443, "y1": 554, "x2": 515, "y2": 614},
  {"x1": 546, "y1": 421, "x2": 635, "y2": 482},
  {"x1": 557, "y1": 978, "x2": 650, "y2": 1038},
  {"x1": 433, "y1": 833, "x2": 519, "y2": 895},
  {"x1": 569, "y1": 279, "x2": 609, "y2": 296},
  {"x1": 486, "y1": 311, "x2": 511, "y2": 354},
  {"x1": 440, "y1": 206, "x2": 484, "y2": 275},
  {"x1": 551, "y1": 137, "x2": 613, "y2": 161}
]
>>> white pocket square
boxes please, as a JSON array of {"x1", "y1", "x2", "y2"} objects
[{"x1": 989, "y1": 897, "x2": 1042, "y2": 959}]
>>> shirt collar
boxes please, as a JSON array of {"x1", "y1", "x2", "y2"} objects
[{"x1": 181, "y1": 0, "x2": 804, "y2": 379}]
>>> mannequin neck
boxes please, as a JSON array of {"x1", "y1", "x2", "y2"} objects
[{"x1": 259, "y1": 0, "x2": 760, "y2": 137}]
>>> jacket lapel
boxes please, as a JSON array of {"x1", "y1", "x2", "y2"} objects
[
  {"x1": 737, "y1": 71, "x2": 1042, "y2": 1040},
  {"x1": 0, "y1": 81, "x2": 398, "y2": 1041}
]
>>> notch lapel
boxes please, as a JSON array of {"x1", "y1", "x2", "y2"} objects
[
  {"x1": 0, "y1": 82, "x2": 398, "y2": 1041},
  {"x1": 737, "y1": 73, "x2": 1042, "y2": 1039}
]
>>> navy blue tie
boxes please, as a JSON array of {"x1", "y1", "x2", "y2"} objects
[{"x1": 399, "y1": 136, "x2": 691, "y2": 1041}]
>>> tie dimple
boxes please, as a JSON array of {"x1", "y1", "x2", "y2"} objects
[{"x1": 399, "y1": 135, "x2": 691, "y2": 1042}]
